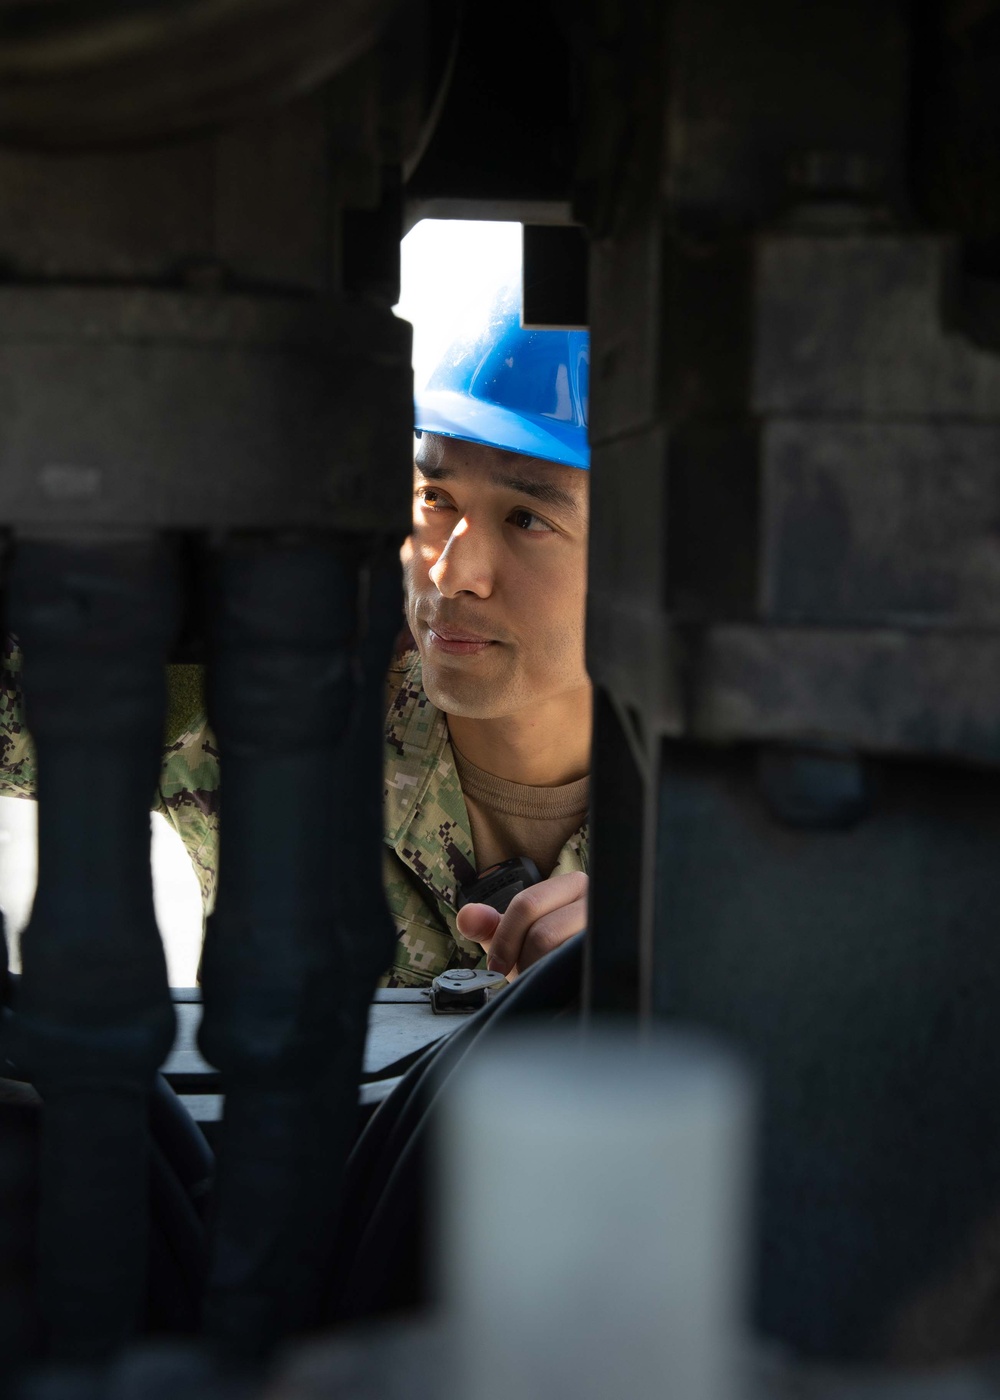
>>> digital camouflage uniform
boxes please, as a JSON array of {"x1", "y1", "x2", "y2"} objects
[
  {"x1": 381, "y1": 650, "x2": 588, "y2": 985},
  {"x1": 0, "y1": 638, "x2": 589, "y2": 987}
]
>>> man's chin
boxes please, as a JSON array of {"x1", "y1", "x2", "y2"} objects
[{"x1": 420, "y1": 656, "x2": 510, "y2": 719}]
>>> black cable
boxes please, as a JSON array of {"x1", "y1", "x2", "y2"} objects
[
  {"x1": 149, "y1": 1074, "x2": 214, "y2": 1220},
  {"x1": 327, "y1": 932, "x2": 585, "y2": 1320},
  {"x1": 146, "y1": 1135, "x2": 207, "y2": 1335}
]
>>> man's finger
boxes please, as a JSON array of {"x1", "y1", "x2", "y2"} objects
[
  {"x1": 456, "y1": 901, "x2": 502, "y2": 947},
  {"x1": 486, "y1": 871, "x2": 589, "y2": 976},
  {"x1": 517, "y1": 900, "x2": 587, "y2": 973}
]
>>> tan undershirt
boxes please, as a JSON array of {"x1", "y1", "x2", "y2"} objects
[{"x1": 453, "y1": 746, "x2": 590, "y2": 878}]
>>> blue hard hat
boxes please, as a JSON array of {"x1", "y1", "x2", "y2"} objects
[{"x1": 414, "y1": 283, "x2": 590, "y2": 470}]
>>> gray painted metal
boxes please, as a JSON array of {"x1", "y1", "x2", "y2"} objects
[
  {"x1": 164, "y1": 997, "x2": 448, "y2": 1086},
  {"x1": 0, "y1": 288, "x2": 411, "y2": 532}
]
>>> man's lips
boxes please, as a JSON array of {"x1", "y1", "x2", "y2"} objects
[{"x1": 425, "y1": 622, "x2": 497, "y2": 655}]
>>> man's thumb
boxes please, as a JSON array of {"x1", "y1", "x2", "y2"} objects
[{"x1": 456, "y1": 901, "x2": 502, "y2": 944}]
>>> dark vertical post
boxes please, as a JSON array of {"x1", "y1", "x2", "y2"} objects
[
  {"x1": 585, "y1": 688, "x2": 651, "y2": 1017},
  {"x1": 3, "y1": 538, "x2": 179, "y2": 1362},
  {"x1": 198, "y1": 533, "x2": 400, "y2": 1357}
]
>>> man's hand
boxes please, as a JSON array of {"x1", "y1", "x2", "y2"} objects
[{"x1": 455, "y1": 871, "x2": 588, "y2": 980}]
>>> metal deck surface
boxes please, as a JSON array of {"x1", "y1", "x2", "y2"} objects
[{"x1": 165, "y1": 986, "x2": 458, "y2": 1119}]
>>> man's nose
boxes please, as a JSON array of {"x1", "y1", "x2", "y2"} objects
[{"x1": 428, "y1": 517, "x2": 494, "y2": 598}]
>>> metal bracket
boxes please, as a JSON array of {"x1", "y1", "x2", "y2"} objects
[{"x1": 430, "y1": 968, "x2": 507, "y2": 1015}]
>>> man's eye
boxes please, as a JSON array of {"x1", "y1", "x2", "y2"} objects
[
  {"x1": 510, "y1": 509, "x2": 553, "y2": 533},
  {"x1": 418, "y1": 488, "x2": 454, "y2": 511}
]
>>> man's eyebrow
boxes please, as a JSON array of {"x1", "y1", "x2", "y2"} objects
[
  {"x1": 416, "y1": 461, "x2": 453, "y2": 481},
  {"x1": 416, "y1": 459, "x2": 580, "y2": 516},
  {"x1": 492, "y1": 472, "x2": 580, "y2": 516}
]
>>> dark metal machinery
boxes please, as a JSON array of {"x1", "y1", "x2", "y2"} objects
[
  {"x1": 1, "y1": 0, "x2": 1000, "y2": 1392},
  {"x1": 0, "y1": 0, "x2": 419, "y2": 1373},
  {"x1": 582, "y1": 0, "x2": 1000, "y2": 1368}
]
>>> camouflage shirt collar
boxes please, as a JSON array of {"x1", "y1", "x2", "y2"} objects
[{"x1": 383, "y1": 650, "x2": 477, "y2": 906}]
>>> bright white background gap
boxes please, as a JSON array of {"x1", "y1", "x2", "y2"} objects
[
  {"x1": 0, "y1": 218, "x2": 522, "y2": 986},
  {"x1": 396, "y1": 218, "x2": 521, "y2": 391},
  {"x1": 0, "y1": 804, "x2": 205, "y2": 987}
]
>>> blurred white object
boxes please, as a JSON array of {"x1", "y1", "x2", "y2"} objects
[
  {"x1": 440, "y1": 1027, "x2": 754, "y2": 1400},
  {"x1": 0, "y1": 796, "x2": 203, "y2": 986}
]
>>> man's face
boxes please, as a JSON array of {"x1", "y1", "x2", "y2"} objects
[{"x1": 402, "y1": 433, "x2": 590, "y2": 720}]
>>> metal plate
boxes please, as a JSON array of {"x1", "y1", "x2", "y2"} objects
[{"x1": 0, "y1": 287, "x2": 412, "y2": 531}]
